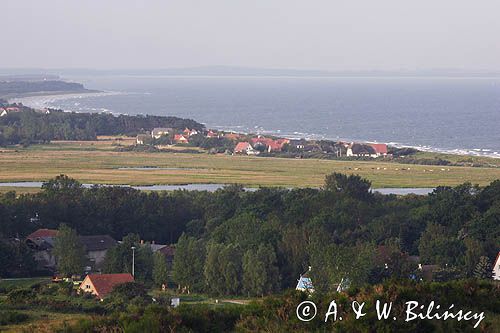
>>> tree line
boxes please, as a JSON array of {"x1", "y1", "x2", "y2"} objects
[
  {"x1": 0, "y1": 80, "x2": 88, "y2": 96},
  {"x1": 0, "y1": 174, "x2": 498, "y2": 295},
  {"x1": 0, "y1": 106, "x2": 204, "y2": 145}
]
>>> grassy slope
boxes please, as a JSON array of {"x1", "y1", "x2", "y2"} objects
[
  {"x1": 0, "y1": 310, "x2": 91, "y2": 333},
  {"x1": 0, "y1": 138, "x2": 499, "y2": 189}
]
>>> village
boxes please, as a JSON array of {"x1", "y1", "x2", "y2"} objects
[
  {"x1": 17, "y1": 226, "x2": 500, "y2": 303},
  {"x1": 139, "y1": 126, "x2": 390, "y2": 159}
]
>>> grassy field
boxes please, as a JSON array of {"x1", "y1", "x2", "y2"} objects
[
  {"x1": 0, "y1": 310, "x2": 91, "y2": 333},
  {"x1": 0, "y1": 138, "x2": 499, "y2": 190},
  {"x1": 0, "y1": 277, "x2": 52, "y2": 291}
]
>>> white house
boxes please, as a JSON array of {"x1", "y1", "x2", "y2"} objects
[
  {"x1": 234, "y1": 142, "x2": 258, "y2": 155},
  {"x1": 0, "y1": 107, "x2": 22, "y2": 117},
  {"x1": 151, "y1": 128, "x2": 173, "y2": 139},
  {"x1": 493, "y1": 252, "x2": 500, "y2": 281},
  {"x1": 136, "y1": 134, "x2": 149, "y2": 145},
  {"x1": 296, "y1": 267, "x2": 314, "y2": 293},
  {"x1": 347, "y1": 143, "x2": 388, "y2": 158},
  {"x1": 183, "y1": 128, "x2": 199, "y2": 137}
]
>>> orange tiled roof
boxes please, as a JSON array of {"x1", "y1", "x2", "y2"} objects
[
  {"x1": 369, "y1": 143, "x2": 388, "y2": 154},
  {"x1": 26, "y1": 229, "x2": 59, "y2": 240},
  {"x1": 86, "y1": 273, "x2": 134, "y2": 298},
  {"x1": 234, "y1": 142, "x2": 251, "y2": 152}
]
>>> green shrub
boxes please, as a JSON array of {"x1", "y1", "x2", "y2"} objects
[
  {"x1": 6, "y1": 288, "x2": 35, "y2": 305},
  {"x1": 0, "y1": 311, "x2": 30, "y2": 325}
]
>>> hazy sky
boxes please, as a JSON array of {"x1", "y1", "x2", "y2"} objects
[{"x1": 2, "y1": 0, "x2": 500, "y2": 71}]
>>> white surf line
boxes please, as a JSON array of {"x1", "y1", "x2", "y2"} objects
[{"x1": 10, "y1": 91, "x2": 125, "y2": 111}]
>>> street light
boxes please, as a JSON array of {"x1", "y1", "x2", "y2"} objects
[{"x1": 131, "y1": 246, "x2": 136, "y2": 277}]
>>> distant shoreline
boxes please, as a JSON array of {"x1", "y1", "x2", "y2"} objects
[
  {"x1": 4, "y1": 89, "x2": 100, "y2": 100},
  {"x1": 9, "y1": 91, "x2": 122, "y2": 111},
  {"x1": 4, "y1": 66, "x2": 500, "y2": 78}
]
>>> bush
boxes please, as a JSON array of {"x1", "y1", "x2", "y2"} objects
[
  {"x1": 109, "y1": 282, "x2": 148, "y2": 300},
  {"x1": 0, "y1": 311, "x2": 30, "y2": 325},
  {"x1": 6, "y1": 288, "x2": 35, "y2": 305}
]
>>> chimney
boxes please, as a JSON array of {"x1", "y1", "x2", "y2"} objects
[{"x1": 152, "y1": 240, "x2": 155, "y2": 244}]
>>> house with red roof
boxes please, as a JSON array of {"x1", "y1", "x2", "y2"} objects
[
  {"x1": 250, "y1": 137, "x2": 289, "y2": 152},
  {"x1": 369, "y1": 143, "x2": 388, "y2": 157},
  {"x1": 174, "y1": 134, "x2": 189, "y2": 144},
  {"x1": 223, "y1": 133, "x2": 242, "y2": 140},
  {"x1": 0, "y1": 106, "x2": 22, "y2": 117},
  {"x1": 234, "y1": 142, "x2": 258, "y2": 155},
  {"x1": 206, "y1": 130, "x2": 219, "y2": 138},
  {"x1": 183, "y1": 128, "x2": 199, "y2": 137},
  {"x1": 26, "y1": 228, "x2": 59, "y2": 245},
  {"x1": 268, "y1": 139, "x2": 289, "y2": 152},
  {"x1": 347, "y1": 142, "x2": 388, "y2": 158},
  {"x1": 26, "y1": 229, "x2": 59, "y2": 271},
  {"x1": 79, "y1": 273, "x2": 134, "y2": 300}
]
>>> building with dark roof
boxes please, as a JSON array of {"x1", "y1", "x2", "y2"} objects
[
  {"x1": 25, "y1": 229, "x2": 117, "y2": 273},
  {"x1": 79, "y1": 235, "x2": 117, "y2": 272},
  {"x1": 26, "y1": 229, "x2": 59, "y2": 271},
  {"x1": 347, "y1": 143, "x2": 377, "y2": 157}
]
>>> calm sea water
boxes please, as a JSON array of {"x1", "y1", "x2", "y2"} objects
[{"x1": 16, "y1": 76, "x2": 500, "y2": 157}]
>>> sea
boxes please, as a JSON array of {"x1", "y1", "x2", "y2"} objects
[{"x1": 13, "y1": 75, "x2": 500, "y2": 158}]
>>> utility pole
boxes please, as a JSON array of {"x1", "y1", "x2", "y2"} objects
[{"x1": 131, "y1": 246, "x2": 136, "y2": 277}]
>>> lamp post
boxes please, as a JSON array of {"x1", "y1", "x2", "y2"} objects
[{"x1": 131, "y1": 246, "x2": 136, "y2": 277}]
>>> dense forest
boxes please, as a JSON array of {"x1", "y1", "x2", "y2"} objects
[
  {"x1": 0, "y1": 104, "x2": 204, "y2": 145},
  {"x1": 0, "y1": 174, "x2": 498, "y2": 296}
]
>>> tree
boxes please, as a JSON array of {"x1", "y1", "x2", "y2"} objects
[
  {"x1": 433, "y1": 266, "x2": 464, "y2": 282},
  {"x1": 135, "y1": 244, "x2": 154, "y2": 282},
  {"x1": 309, "y1": 235, "x2": 376, "y2": 293},
  {"x1": 52, "y1": 224, "x2": 85, "y2": 276},
  {"x1": 243, "y1": 244, "x2": 280, "y2": 296},
  {"x1": 153, "y1": 252, "x2": 169, "y2": 287},
  {"x1": 41, "y1": 174, "x2": 83, "y2": 197},
  {"x1": 418, "y1": 223, "x2": 465, "y2": 266},
  {"x1": 464, "y1": 238, "x2": 485, "y2": 277},
  {"x1": 0, "y1": 239, "x2": 36, "y2": 278},
  {"x1": 204, "y1": 243, "x2": 243, "y2": 295},
  {"x1": 324, "y1": 173, "x2": 372, "y2": 200},
  {"x1": 219, "y1": 244, "x2": 243, "y2": 295},
  {"x1": 109, "y1": 281, "x2": 148, "y2": 300},
  {"x1": 172, "y1": 234, "x2": 206, "y2": 293},
  {"x1": 204, "y1": 243, "x2": 224, "y2": 295},
  {"x1": 102, "y1": 234, "x2": 154, "y2": 282},
  {"x1": 103, "y1": 233, "x2": 140, "y2": 274},
  {"x1": 473, "y1": 256, "x2": 492, "y2": 279}
]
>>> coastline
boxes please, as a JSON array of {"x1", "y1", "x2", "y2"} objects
[
  {"x1": 212, "y1": 125, "x2": 500, "y2": 159},
  {"x1": 10, "y1": 91, "x2": 500, "y2": 160},
  {"x1": 8, "y1": 90, "x2": 124, "y2": 112}
]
